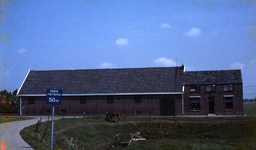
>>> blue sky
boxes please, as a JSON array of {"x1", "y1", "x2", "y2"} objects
[{"x1": 0, "y1": 0, "x2": 256, "y2": 99}]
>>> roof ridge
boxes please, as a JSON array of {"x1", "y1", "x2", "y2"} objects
[
  {"x1": 29, "y1": 66, "x2": 183, "y2": 72},
  {"x1": 186, "y1": 69, "x2": 241, "y2": 72}
]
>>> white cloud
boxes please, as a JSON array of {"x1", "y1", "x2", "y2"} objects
[
  {"x1": 116, "y1": 38, "x2": 128, "y2": 46},
  {"x1": 159, "y1": 23, "x2": 171, "y2": 29},
  {"x1": 185, "y1": 28, "x2": 201, "y2": 36},
  {"x1": 154, "y1": 57, "x2": 176, "y2": 67},
  {"x1": 230, "y1": 62, "x2": 245, "y2": 69},
  {"x1": 100, "y1": 63, "x2": 116, "y2": 68},
  {"x1": 18, "y1": 48, "x2": 26, "y2": 54}
]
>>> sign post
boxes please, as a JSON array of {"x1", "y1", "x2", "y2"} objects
[{"x1": 46, "y1": 89, "x2": 62, "y2": 150}]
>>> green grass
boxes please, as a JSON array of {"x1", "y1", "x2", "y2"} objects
[
  {"x1": 244, "y1": 102, "x2": 256, "y2": 117},
  {"x1": 20, "y1": 116, "x2": 256, "y2": 150},
  {"x1": 125, "y1": 138, "x2": 256, "y2": 150},
  {"x1": 0, "y1": 116, "x2": 34, "y2": 123}
]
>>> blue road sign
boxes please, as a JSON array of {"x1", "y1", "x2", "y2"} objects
[{"x1": 46, "y1": 89, "x2": 62, "y2": 105}]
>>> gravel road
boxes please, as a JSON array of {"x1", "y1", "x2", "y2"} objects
[{"x1": 0, "y1": 116, "x2": 63, "y2": 150}]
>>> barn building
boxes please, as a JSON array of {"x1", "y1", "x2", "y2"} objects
[{"x1": 17, "y1": 66, "x2": 243, "y2": 116}]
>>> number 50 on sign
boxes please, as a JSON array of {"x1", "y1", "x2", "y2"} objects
[{"x1": 46, "y1": 89, "x2": 62, "y2": 105}]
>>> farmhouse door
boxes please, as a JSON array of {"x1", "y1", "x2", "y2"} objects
[
  {"x1": 209, "y1": 101, "x2": 215, "y2": 114},
  {"x1": 160, "y1": 98, "x2": 175, "y2": 116}
]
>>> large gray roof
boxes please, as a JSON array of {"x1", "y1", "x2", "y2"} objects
[
  {"x1": 17, "y1": 67, "x2": 184, "y2": 95},
  {"x1": 183, "y1": 70, "x2": 242, "y2": 85},
  {"x1": 17, "y1": 67, "x2": 242, "y2": 96}
]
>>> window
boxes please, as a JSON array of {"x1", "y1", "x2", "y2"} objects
[
  {"x1": 80, "y1": 97, "x2": 87, "y2": 104},
  {"x1": 107, "y1": 96, "x2": 114, "y2": 103},
  {"x1": 28, "y1": 97, "x2": 34, "y2": 104},
  {"x1": 190, "y1": 85, "x2": 200, "y2": 92},
  {"x1": 135, "y1": 96, "x2": 141, "y2": 103},
  {"x1": 224, "y1": 84, "x2": 233, "y2": 91},
  {"x1": 225, "y1": 97, "x2": 233, "y2": 109},
  {"x1": 190, "y1": 98, "x2": 200, "y2": 110},
  {"x1": 61, "y1": 109, "x2": 66, "y2": 115},
  {"x1": 135, "y1": 111, "x2": 141, "y2": 115},
  {"x1": 85, "y1": 111, "x2": 90, "y2": 115},
  {"x1": 45, "y1": 109, "x2": 51, "y2": 114},
  {"x1": 206, "y1": 85, "x2": 216, "y2": 92}
]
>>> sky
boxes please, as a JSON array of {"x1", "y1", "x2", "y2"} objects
[{"x1": 0, "y1": 0, "x2": 256, "y2": 99}]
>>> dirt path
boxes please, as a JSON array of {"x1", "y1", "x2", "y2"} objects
[{"x1": 0, "y1": 116, "x2": 65, "y2": 150}]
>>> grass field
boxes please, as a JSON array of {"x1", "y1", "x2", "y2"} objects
[
  {"x1": 0, "y1": 116, "x2": 34, "y2": 123},
  {"x1": 18, "y1": 103, "x2": 256, "y2": 150},
  {"x1": 20, "y1": 115, "x2": 256, "y2": 150},
  {"x1": 244, "y1": 102, "x2": 256, "y2": 117}
]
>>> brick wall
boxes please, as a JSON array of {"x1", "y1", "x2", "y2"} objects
[
  {"x1": 20, "y1": 94, "x2": 182, "y2": 116},
  {"x1": 183, "y1": 84, "x2": 243, "y2": 115}
]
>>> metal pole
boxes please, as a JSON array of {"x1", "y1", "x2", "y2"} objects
[
  {"x1": 67, "y1": 137, "x2": 73, "y2": 150},
  {"x1": 51, "y1": 105, "x2": 54, "y2": 150},
  {"x1": 20, "y1": 97, "x2": 22, "y2": 116}
]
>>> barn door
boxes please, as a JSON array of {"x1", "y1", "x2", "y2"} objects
[{"x1": 160, "y1": 98, "x2": 175, "y2": 116}]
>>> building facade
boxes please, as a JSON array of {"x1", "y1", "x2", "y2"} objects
[
  {"x1": 17, "y1": 66, "x2": 243, "y2": 116},
  {"x1": 182, "y1": 70, "x2": 243, "y2": 115}
]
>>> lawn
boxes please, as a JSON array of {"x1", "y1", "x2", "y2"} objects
[
  {"x1": 0, "y1": 116, "x2": 34, "y2": 123},
  {"x1": 244, "y1": 102, "x2": 256, "y2": 117},
  {"x1": 20, "y1": 115, "x2": 256, "y2": 150}
]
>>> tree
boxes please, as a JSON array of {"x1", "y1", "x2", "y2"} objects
[{"x1": 0, "y1": 89, "x2": 18, "y2": 113}]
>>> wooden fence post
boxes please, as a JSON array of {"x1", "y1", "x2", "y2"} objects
[
  {"x1": 61, "y1": 116, "x2": 64, "y2": 122},
  {"x1": 40, "y1": 126, "x2": 48, "y2": 142},
  {"x1": 46, "y1": 115, "x2": 50, "y2": 127},
  {"x1": 35, "y1": 120, "x2": 40, "y2": 133},
  {"x1": 39, "y1": 117, "x2": 42, "y2": 125}
]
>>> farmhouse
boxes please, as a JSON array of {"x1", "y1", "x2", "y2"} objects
[
  {"x1": 183, "y1": 70, "x2": 243, "y2": 115},
  {"x1": 17, "y1": 66, "x2": 243, "y2": 116}
]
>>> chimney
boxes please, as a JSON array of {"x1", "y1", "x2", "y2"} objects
[{"x1": 180, "y1": 64, "x2": 185, "y2": 72}]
